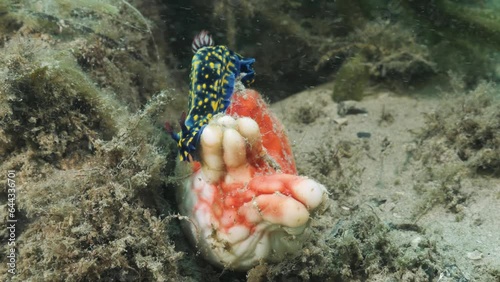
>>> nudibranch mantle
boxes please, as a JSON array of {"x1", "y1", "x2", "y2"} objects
[{"x1": 169, "y1": 41, "x2": 255, "y2": 161}]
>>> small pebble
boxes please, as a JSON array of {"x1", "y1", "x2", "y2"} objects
[
  {"x1": 333, "y1": 118, "x2": 348, "y2": 125},
  {"x1": 357, "y1": 132, "x2": 371, "y2": 138},
  {"x1": 337, "y1": 101, "x2": 368, "y2": 116},
  {"x1": 411, "y1": 236, "x2": 422, "y2": 249},
  {"x1": 466, "y1": 250, "x2": 483, "y2": 260}
]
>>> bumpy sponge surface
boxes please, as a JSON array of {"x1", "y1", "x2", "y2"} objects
[{"x1": 177, "y1": 89, "x2": 327, "y2": 270}]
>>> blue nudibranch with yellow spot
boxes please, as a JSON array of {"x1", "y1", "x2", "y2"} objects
[{"x1": 166, "y1": 30, "x2": 255, "y2": 161}]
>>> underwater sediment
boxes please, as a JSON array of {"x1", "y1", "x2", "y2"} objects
[{"x1": 1, "y1": 0, "x2": 499, "y2": 281}]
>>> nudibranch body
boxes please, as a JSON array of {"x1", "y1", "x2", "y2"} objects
[{"x1": 167, "y1": 31, "x2": 255, "y2": 161}]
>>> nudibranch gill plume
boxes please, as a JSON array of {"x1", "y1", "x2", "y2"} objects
[{"x1": 166, "y1": 30, "x2": 256, "y2": 161}]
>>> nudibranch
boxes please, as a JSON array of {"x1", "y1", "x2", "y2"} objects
[
  {"x1": 169, "y1": 31, "x2": 328, "y2": 271},
  {"x1": 166, "y1": 30, "x2": 255, "y2": 161}
]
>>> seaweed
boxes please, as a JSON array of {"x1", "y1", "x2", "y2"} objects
[
  {"x1": 1, "y1": 0, "x2": 498, "y2": 280},
  {"x1": 402, "y1": 0, "x2": 500, "y2": 86},
  {"x1": 0, "y1": 48, "x2": 116, "y2": 163},
  {"x1": 408, "y1": 78, "x2": 500, "y2": 219},
  {"x1": 163, "y1": 0, "x2": 437, "y2": 101},
  {"x1": 298, "y1": 137, "x2": 364, "y2": 205},
  {"x1": 4, "y1": 0, "x2": 176, "y2": 111},
  {"x1": 253, "y1": 209, "x2": 447, "y2": 281},
  {"x1": 417, "y1": 80, "x2": 500, "y2": 176},
  {"x1": 412, "y1": 164, "x2": 469, "y2": 221},
  {"x1": 161, "y1": 0, "x2": 500, "y2": 102},
  {"x1": 0, "y1": 90, "x2": 186, "y2": 281},
  {"x1": 0, "y1": 1, "x2": 193, "y2": 280},
  {"x1": 292, "y1": 103, "x2": 321, "y2": 125},
  {"x1": 332, "y1": 54, "x2": 369, "y2": 102}
]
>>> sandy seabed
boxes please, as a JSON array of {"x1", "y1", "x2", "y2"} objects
[{"x1": 268, "y1": 82, "x2": 500, "y2": 281}]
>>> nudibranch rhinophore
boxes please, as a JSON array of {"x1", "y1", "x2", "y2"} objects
[
  {"x1": 169, "y1": 31, "x2": 328, "y2": 271},
  {"x1": 166, "y1": 30, "x2": 255, "y2": 162}
]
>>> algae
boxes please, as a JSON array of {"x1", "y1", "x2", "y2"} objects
[
  {"x1": 249, "y1": 209, "x2": 454, "y2": 281},
  {"x1": 1, "y1": 48, "x2": 116, "y2": 163},
  {"x1": 163, "y1": 0, "x2": 500, "y2": 102},
  {"x1": 417, "y1": 81, "x2": 500, "y2": 177},
  {"x1": 0, "y1": 1, "x2": 191, "y2": 280},
  {"x1": 272, "y1": 81, "x2": 496, "y2": 282},
  {"x1": 1, "y1": 0, "x2": 499, "y2": 281},
  {"x1": 298, "y1": 135, "x2": 364, "y2": 206},
  {"x1": 402, "y1": 0, "x2": 500, "y2": 86},
  {"x1": 163, "y1": 0, "x2": 437, "y2": 101},
  {"x1": 408, "y1": 79, "x2": 500, "y2": 220},
  {"x1": 292, "y1": 103, "x2": 321, "y2": 125},
  {"x1": 332, "y1": 54, "x2": 369, "y2": 102}
]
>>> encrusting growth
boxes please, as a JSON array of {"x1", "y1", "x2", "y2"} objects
[{"x1": 176, "y1": 89, "x2": 327, "y2": 270}]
